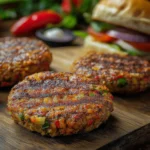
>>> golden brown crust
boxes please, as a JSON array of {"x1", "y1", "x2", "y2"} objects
[
  {"x1": 0, "y1": 37, "x2": 52, "y2": 87},
  {"x1": 72, "y1": 51, "x2": 150, "y2": 94},
  {"x1": 92, "y1": 0, "x2": 150, "y2": 34},
  {"x1": 8, "y1": 72, "x2": 113, "y2": 136}
]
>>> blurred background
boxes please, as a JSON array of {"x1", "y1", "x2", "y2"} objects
[
  {"x1": 0, "y1": 0, "x2": 99, "y2": 41},
  {"x1": 0, "y1": 0, "x2": 99, "y2": 25}
]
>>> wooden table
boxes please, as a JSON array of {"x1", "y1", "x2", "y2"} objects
[{"x1": 0, "y1": 21, "x2": 150, "y2": 150}]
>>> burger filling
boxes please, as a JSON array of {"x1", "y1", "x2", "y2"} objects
[{"x1": 88, "y1": 21, "x2": 150, "y2": 56}]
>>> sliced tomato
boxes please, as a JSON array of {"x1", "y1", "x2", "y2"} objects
[
  {"x1": 88, "y1": 27, "x2": 116, "y2": 43},
  {"x1": 128, "y1": 42, "x2": 150, "y2": 52}
]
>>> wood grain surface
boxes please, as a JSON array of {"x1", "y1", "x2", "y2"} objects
[{"x1": 0, "y1": 46, "x2": 150, "y2": 150}]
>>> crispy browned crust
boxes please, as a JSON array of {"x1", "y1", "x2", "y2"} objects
[
  {"x1": 0, "y1": 37, "x2": 52, "y2": 87},
  {"x1": 8, "y1": 72, "x2": 113, "y2": 137},
  {"x1": 92, "y1": 0, "x2": 150, "y2": 34},
  {"x1": 72, "y1": 51, "x2": 150, "y2": 94}
]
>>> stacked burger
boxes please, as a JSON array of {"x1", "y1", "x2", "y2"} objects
[{"x1": 85, "y1": 0, "x2": 150, "y2": 57}]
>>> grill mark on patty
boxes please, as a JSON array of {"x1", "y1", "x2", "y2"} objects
[
  {"x1": 15, "y1": 89, "x2": 91, "y2": 99},
  {"x1": 75, "y1": 54, "x2": 150, "y2": 74},
  {"x1": 77, "y1": 66, "x2": 149, "y2": 76},
  {"x1": 9, "y1": 72, "x2": 113, "y2": 116},
  {"x1": 27, "y1": 104, "x2": 104, "y2": 119},
  {"x1": 0, "y1": 37, "x2": 50, "y2": 63},
  {"x1": 11, "y1": 81, "x2": 102, "y2": 99},
  {"x1": 11, "y1": 96, "x2": 107, "y2": 113},
  {"x1": 13, "y1": 76, "x2": 99, "y2": 92}
]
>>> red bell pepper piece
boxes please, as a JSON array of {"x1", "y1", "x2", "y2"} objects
[
  {"x1": 55, "y1": 120, "x2": 60, "y2": 128},
  {"x1": 11, "y1": 10, "x2": 62, "y2": 36},
  {"x1": 88, "y1": 119, "x2": 94, "y2": 126}
]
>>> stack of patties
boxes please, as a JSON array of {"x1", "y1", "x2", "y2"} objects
[{"x1": 85, "y1": 0, "x2": 150, "y2": 57}]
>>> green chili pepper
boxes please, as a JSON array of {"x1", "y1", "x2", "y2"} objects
[{"x1": 117, "y1": 78, "x2": 128, "y2": 88}]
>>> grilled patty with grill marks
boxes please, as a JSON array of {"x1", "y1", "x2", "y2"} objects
[
  {"x1": 8, "y1": 72, "x2": 113, "y2": 137},
  {"x1": 0, "y1": 37, "x2": 52, "y2": 87},
  {"x1": 72, "y1": 51, "x2": 150, "y2": 94}
]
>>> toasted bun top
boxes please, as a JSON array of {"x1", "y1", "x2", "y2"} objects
[{"x1": 92, "y1": 0, "x2": 150, "y2": 34}]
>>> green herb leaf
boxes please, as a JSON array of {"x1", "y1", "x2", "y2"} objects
[
  {"x1": 61, "y1": 15, "x2": 77, "y2": 29},
  {"x1": 19, "y1": 113, "x2": 24, "y2": 121},
  {"x1": 117, "y1": 78, "x2": 128, "y2": 88},
  {"x1": 127, "y1": 51, "x2": 139, "y2": 56},
  {"x1": 125, "y1": 48, "x2": 146, "y2": 56},
  {"x1": 91, "y1": 21, "x2": 114, "y2": 32},
  {"x1": 73, "y1": 30, "x2": 88, "y2": 38},
  {"x1": 42, "y1": 120, "x2": 50, "y2": 129}
]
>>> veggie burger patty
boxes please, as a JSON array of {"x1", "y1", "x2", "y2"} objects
[
  {"x1": 72, "y1": 51, "x2": 150, "y2": 94},
  {"x1": 0, "y1": 37, "x2": 52, "y2": 87},
  {"x1": 8, "y1": 72, "x2": 113, "y2": 137}
]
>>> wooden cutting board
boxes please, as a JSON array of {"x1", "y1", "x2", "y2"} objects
[{"x1": 0, "y1": 46, "x2": 150, "y2": 150}]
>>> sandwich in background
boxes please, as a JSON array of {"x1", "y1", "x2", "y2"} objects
[{"x1": 85, "y1": 0, "x2": 150, "y2": 57}]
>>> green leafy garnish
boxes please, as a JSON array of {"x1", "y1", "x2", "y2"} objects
[
  {"x1": 91, "y1": 21, "x2": 114, "y2": 32},
  {"x1": 117, "y1": 78, "x2": 128, "y2": 88},
  {"x1": 124, "y1": 48, "x2": 148, "y2": 56},
  {"x1": 73, "y1": 30, "x2": 88, "y2": 38},
  {"x1": 42, "y1": 120, "x2": 50, "y2": 129},
  {"x1": 61, "y1": 15, "x2": 77, "y2": 29},
  {"x1": 109, "y1": 44, "x2": 122, "y2": 51},
  {"x1": 0, "y1": 9, "x2": 17, "y2": 20},
  {"x1": 18, "y1": 113, "x2": 24, "y2": 121}
]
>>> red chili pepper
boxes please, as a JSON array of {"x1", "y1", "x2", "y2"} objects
[
  {"x1": 61, "y1": 0, "x2": 83, "y2": 13},
  {"x1": 55, "y1": 120, "x2": 60, "y2": 128},
  {"x1": 61, "y1": 0, "x2": 72, "y2": 13},
  {"x1": 11, "y1": 10, "x2": 62, "y2": 36}
]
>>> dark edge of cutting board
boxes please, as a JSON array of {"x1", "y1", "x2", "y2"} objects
[{"x1": 99, "y1": 123, "x2": 150, "y2": 150}]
